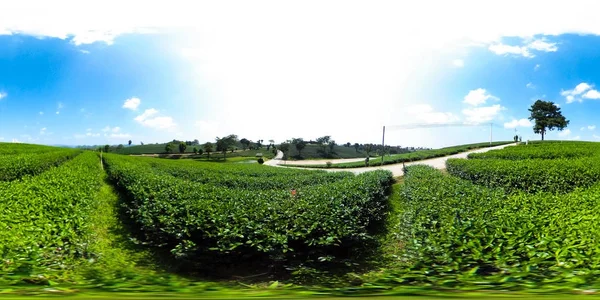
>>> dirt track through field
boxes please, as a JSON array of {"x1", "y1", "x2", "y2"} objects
[{"x1": 265, "y1": 143, "x2": 516, "y2": 176}]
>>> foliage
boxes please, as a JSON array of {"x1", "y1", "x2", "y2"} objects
[
  {"x1": 178, "y1": 142, "x2": 187, "y2": 154},
  {"x1": 240, "y1": 138, "x2": 250, "y2": 150},
  {"x1": 216, "y1": 134, "x2": 238, "y2": 159},
  {"x1": 0, "y1": 149, "x2": 81, "y2": 181},
  {"x1": 203, "y1": 142, "x2": 213, "y2": 159},
  {"x1": 528, "y1": 100, "x2": 569, "y2": 140},
  {"x1": 103, "y1": 154, "x2": 394, "y2": 265},
  {"x1": 165, "y1": 143, "x2": 174, "y2": 153},
  {"x1": 384, "y1": 164, "x2": 600, "y2": 290},
  {"x1": 292, "y1": 138, "x2": 307, "y2": 157},
  {"x1": 0, "y1": 152, "x2": 103, "y2": 284},
  {"x1": 257, "y1": 157, "x2": 264, "y2": 164},
  {"x1": 447, "y1": 142, "x2": 600, "y2": 194}
]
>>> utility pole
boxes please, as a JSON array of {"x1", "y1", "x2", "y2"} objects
[
  {"x1": 490, "y1": 123, "x2": 493, "y2": 146},
  {"x1": 381, "y1": 125, "x2": 386, "y2": 165}
]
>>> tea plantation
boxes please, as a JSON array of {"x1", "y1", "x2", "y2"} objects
[{"x1": 3, "y1": 141, "x2": 600, "y2": 298}]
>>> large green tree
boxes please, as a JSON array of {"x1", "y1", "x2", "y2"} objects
[
  {"x1": 292, "y1": 138, "x2": 306, "y2": 157},
  {"x1": 239, "y1": 138, "x2": 250, "y2": 150},
  {"x1": 216, "y1": 134, "x2": 238, "y2": 160},
  {"x1": 203, "y1": 142, "x2": 213, "y2": 159},
  {"x1": 528, "y1": 100, "x2": 569, "y2": 141}
]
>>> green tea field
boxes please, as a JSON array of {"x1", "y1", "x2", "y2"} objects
[{"x1": 2, "y1": 141, "x2": 600, "y2": 299}]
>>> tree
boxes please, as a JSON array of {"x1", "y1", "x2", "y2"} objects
[
  {"x1": 365, "y1": 144, "x2": 374, "y2": 156},
  {"x1": 198, "y1": 148, "x2": 203, "y2": 155},
  {"x1": 240, "y1": 138, "x2": 250, "y2": 150},
  {"x1": 354, "y1": 143, "x2": 360, "y2": 152},
  {"x1": 316, "y1": 135, "x2": 332, "y2": 156},
  {"x1": 165, "y1": 143, "x2": 174, "y2": 153},
  {"x1": 193, "y1": 147, "x2": 198, "y2": 154},
  {"x1": 328, "y1": 140, "x2": 336, "y2": 152},
  {"x1": 179, "y1": 142, "x2": 187, "y2": 153},
  {"x1": 528, "y1": 100, "x2": 569, "y2": 140},
  {"x1": 238, "y1": 138, "x2": 246, "y2": 150},
  {"x1": 279, "y1": 142, "x2": 290, "y2": 160},
  {"x1": 203, "y1": 142, "x2": 213, "y2": 159},
  {"x1": 128, "y1": 140, "x2": 132, "y2": 146},
  {"x1": 292, "y1": 138, "x2": 306, "y2": 157},
  {"x1": 216, "y1": 134, "x2": 238, "y2": 160},
  {"x1": 117, "y1": 144, "x2": 124, "y2": 151},
  {"x1": 193, "y1": 139, "x2": 199, "y2": 145},
  {"x1": 140, "y1": 141, "x2": 144, "y2": 145},
  {"x1": 104, "y1": 145, "x2": 110, "y2": 153},
  {"x1": 256, "y1": 139, "x2": 263, "y2": 149}
]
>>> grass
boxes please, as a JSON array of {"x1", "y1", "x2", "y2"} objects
[{"x1": 284, "y1": 141, "x2": 513, "y2": 168}]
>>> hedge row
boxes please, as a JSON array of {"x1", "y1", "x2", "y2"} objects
[
  {"x1": 0, "y1": 152, "x2": 103, "y2": 283},
  {"x1": 145, "y1": 157, "x2": 356, "y2": 190},
  {"x1": 0, "y1": 149, "x2": 81, "y2": 181},
  {"x1": 103, "y1": 154, "x2": 394, "y2": 262},
  {"x1": 445, "y1": 156, "x2": 600, "y2": 194},
  {"x1": 468, "y1": 143, "x2": 597, "y2": 160},
  {"x1": 389, "y1": 165, "x2": 600, "y2": 289}
]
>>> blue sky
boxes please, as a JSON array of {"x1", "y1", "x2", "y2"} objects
[{"x1": 1, "y1": 1, "x2": 600, "y2": 148}]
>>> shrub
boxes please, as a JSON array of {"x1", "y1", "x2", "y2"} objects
[
  {"x1": 103, "y1": 154, "x2": 394, "y2": 264},
  {"x1": 257, "y1": 157, "x2": 264, "y2": 164}
]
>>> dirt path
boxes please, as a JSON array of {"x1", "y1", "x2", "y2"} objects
[{"x1": 266, "y1": 143, "x2": 516, "y2": 176}]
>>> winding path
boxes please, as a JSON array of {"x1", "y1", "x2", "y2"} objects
[{"x1": 265, "y1": 143, "x2": 516, "y2": 177}]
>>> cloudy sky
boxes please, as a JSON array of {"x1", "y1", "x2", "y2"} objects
[{"x1": 0, "y1": 0, "x2": 599, "y2": 147}]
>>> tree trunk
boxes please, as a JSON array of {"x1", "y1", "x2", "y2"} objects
[{"x1": 541, "y1": 130, "x2": 545, "y2": 141}]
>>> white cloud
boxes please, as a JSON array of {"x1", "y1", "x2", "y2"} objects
[
  {"x1": 0, "y1": 92, "x2": 6, "y2": 100},
  {"x1": 134, "y1": 108, "x2": 176, "y2": 129},
  {"x1": 594, "y1": 134, "x2": 600, "y2": 139},
  {"x1": 583, "y1": 89, "x2": 600, "y2": 99},
  {"x1": 0, "y1": 137, "x2": 3, "y2": 141},
  {"x1": 527, "y1": 39, "x2": 558, "y2": 52},
  {"x1": 526, "y1": 82, "x2": 535, "y2": 89},
  {"x1": 488, "y1": 39, "x2": 557, "y2": 58},
  {"x1": 463, "y1": 88, "x2": 499, "y2": 106},
  {"x1": 40, "y1": 127, "x2": 47, "y2": 135},
  {"x1": 452, "y1": 59, "x2": 464, "y2": 67},
  {"x1": 504, "y1": 118, "x2": 532, "y2": 129},
  {"x1": 56, "y1": 111, "x2": 60, "y2": 115},
  {"x1": 558, "y1": 129, "x2": 571, "y2": 137},
  {"x1": 79, "y1": 49, "x2": 90, "y2": 54},
  {"x1": 39, "y1": 111, "x2": 44, "y2": 115},
  {"x1": 488, "y1": 44, "x2": 532, "y2": 57},
  {"x1": 562, "y1": 82, "x2": 593, "y2": 103},
  {"x1": 86, "y1": 128, "x2": 92, "y2": 132},
  {"x1": 122, "y1": 97, "x2": 141, "y2": 110},
  {"x1": 462, "y1": 104, "x2": 505, "y2": 124},
  {"x1": 534, "y1": 64, "x2": 541, "y2": 71},
  {"x1": 571, "y1": 135, "x2": 581, "y2": 140},
  {"x1": 112, "y1": 126, "x2": 121, "y2": 133},
  {"x1": 11, "y1": 139, "x2": 20, "y2": 143},
  {"x1": 589, "y1": 125, "x2": 596, "y2": 130},
  {"x1": 102, "y1": 126, "x2": 111, "y2": 132}
]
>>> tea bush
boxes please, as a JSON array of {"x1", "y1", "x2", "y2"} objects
[
  {"x1": 103, "y1": 154, "x2": 394, "y2": 262},
  {"x1": 391, "y1": 164, "x2": 600, "y2": 290}
]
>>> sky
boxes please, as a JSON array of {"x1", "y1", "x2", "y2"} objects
[{"x1": 2, "y1": 1, "x2": 600, "y2": 148}]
